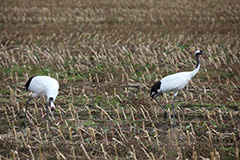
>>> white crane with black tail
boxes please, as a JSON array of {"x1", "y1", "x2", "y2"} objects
[
  {"x1": 150, "y1": 49, "x2": 210, "y2": 127},
  {"x1": 24, "y1": 75, "x2": 59, "y2": 127}
]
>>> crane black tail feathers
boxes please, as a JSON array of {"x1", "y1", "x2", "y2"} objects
[
  {"x1": 150, "y1": 81, "x2": 162, "y2": 99},
  {"x1": 25, "y1": 76, "x2": 36, "y2": 91}
]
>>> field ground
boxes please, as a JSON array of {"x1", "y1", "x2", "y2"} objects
[{"x1": 0, "y1": 0, "x2": 240, "y2": 159}]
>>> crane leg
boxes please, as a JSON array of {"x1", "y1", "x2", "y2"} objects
[
  {"x1": 24, "y1": 97, "x2": 33, "y2": 127},
  {"x1": 153, "y1": 97, "x2": 168, "y2": 118},
  {"x1": 46, "y1": 102, "x2": 50, "y2": 127},
  {"x1": 172, "y1": 95, "x2": 177, "y2": 128}
]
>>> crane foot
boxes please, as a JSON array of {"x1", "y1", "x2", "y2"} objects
[{"x1": 164, "y1": 112, "x2": 168, "y2": 118}]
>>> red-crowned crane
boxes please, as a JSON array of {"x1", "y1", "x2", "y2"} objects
[
  {"x1": 24, "y1": 75, "x2": 59, "y2": 127},
  {"x1": 150, "y1": 49, "x2": 209, "y2": 127}
]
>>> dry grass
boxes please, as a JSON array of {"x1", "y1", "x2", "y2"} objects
[{"x1": 0, "y1": 0, "x2": 240, "y2": 159}]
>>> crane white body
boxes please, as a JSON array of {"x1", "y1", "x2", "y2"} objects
[
  {"x1": 28, "y1": 76, "x2": 59, "y2": 103},
  {"x1": 159, "y1": 65, "x2": 200, "y2": 95},
  {"x1": 24, "y1": 75, "x2": 59, "y2": 127},
  {"x1": 150, "y1": 50, "x2": 209, "y2": 127}
]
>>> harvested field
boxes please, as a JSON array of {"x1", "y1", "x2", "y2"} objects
[{"x1": 0, "y1": 0, "x2": 240, "y2": 159}]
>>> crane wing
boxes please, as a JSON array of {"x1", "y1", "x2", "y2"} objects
[{"x1": 160, "y1": 72, "x2": 191, "y2": 93}]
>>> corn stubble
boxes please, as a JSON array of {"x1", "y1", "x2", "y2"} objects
[{"x1": 0, "y1": 0, "x2": 240, "y2": 159}]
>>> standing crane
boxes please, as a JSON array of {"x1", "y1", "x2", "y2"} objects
[
  {"x1": 24, "y1": 75, "x2": 59, "y2": 127},
  {"x1": 150, "y1": 49, "x2": 209, "y2": 127}
]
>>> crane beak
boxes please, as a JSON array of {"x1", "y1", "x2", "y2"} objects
[{"x1": 203, "y1": 52, "x2": 211, "y2": 56}]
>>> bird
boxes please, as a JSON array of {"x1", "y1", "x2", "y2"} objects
[
  {"x1": 150, "y1": 49, "x2": 209, "y2": 127},
  {"x1": 24, "y1": 75, "x2": 59, "y2": 127}
]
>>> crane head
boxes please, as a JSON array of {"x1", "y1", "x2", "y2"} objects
[
  {"x1": 49, "y1": 97, "x2": 55, "y2": 112},
  {"x1": 195, "y1": 49, "x2": 210, "y2": 56},
  {"x1": 50, "y1": 104, "x2": 55, "y2": 112}
]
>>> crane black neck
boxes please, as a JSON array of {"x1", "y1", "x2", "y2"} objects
[
  {"x1": 195, "y1": 53, "x2": 201, "y2": 68},
  {"x1": 49, "y1": 97, "x2": 54, "y2": 103}
]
